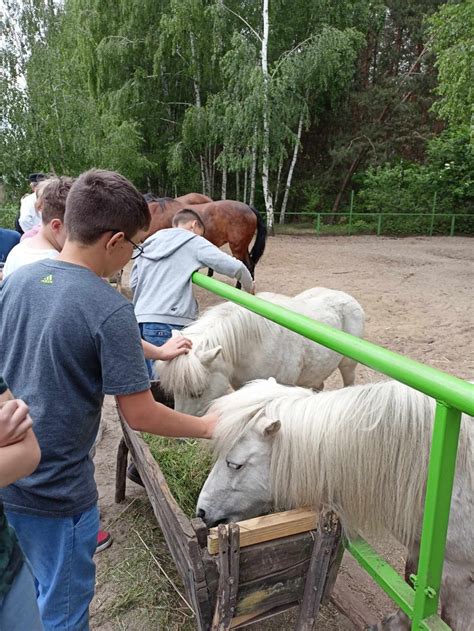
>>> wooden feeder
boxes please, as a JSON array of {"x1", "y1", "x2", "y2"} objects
[{"x1": 114, "y1": 384, "x2": 366, "y2": 629}]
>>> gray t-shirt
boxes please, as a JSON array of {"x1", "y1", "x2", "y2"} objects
[{"x1": 0, "y1": 260, "x2": 150, "y2": 517}]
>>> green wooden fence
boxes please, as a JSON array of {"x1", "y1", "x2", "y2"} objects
[{"x1": 192, "y1": 271, "x2": 474, "y2": 630}]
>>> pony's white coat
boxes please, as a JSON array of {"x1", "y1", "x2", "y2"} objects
[
  {"x1": 157, "y1": 288, "x2": 365, "y2": 415},
  {"x1": 197, "y1": 379, "x2": 474, "y2": 630}
]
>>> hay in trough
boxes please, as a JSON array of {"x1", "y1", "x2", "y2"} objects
[{"x1": 142, "y1": 435, "x2": 212, "y2": 517}]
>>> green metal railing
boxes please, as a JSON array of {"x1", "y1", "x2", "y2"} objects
[
  {"x1": 280, "y1": 210, "x2": 471, "y2": 237},
  {"x1": 192, "y1": 272, "x2": 474, "y2": 630},
  {"x1": 278, "y1": 189, "x2": 473, "y2": 237}
]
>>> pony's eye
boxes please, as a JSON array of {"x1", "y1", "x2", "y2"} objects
[
  {"x1": 190, "y1": 391, "x2": 204, "y2": 399},
  {"x1": 226, "y1": 461, "x2": 243, "y2": 471}
]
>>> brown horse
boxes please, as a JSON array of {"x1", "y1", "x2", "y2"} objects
[
  {"x1": 175, "y1": 193, "x2": 213, "y2": 205},
  {"x1": 143, "y1": 192, "x2": 212, "y2": 205},
  {"x1": 147, "y1": 197, "x2": 266, "y2": 278}
]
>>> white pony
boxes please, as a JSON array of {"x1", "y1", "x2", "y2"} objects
[
  {"x1": 197, "y1": 379, "x2": 474, "y2": 630},
  {"x1": 156, "y1": 287, "x2": 365, "y2": 415}
]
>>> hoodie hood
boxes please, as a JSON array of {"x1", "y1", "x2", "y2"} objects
[{"x1": 141, "y1": 228, "x2": 198, "y2": 261}]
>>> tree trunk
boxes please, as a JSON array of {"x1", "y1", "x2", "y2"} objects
[
  {"x1": 190, "y1": 31, "x2": 207, "y2": 196},
  {"x1": 261, "y1": 0, "x2": 274, "y2": 234},
  {"x1": 243, "y1": 167, "x2": 248, "y2": 204},
  {"x1": 249, "y1": 127, "x2": 258, "y2": 207},
  {"x1": 280, "y1": 107, "x2": 304, "y2": 224},
  {"x1": 274, "y1": 150, "x2": 283, "y2": 213},
  {"x1": 199, "y1": 155, "x2": 207, "y2": 196},
  {"x1": 221, "y1": 163, "x2": 227, "y2": 200},
  {"x1": 236, "y1": 171, "x2": 240, "y2": 200}
]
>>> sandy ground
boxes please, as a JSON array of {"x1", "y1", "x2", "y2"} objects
[{"x1": 91, "y1": 235, "x2": 473, "y2": 630}]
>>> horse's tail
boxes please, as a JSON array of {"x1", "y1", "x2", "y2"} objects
[{"x1": 249, "y1": 207, "x2": 267, "y2": 266}]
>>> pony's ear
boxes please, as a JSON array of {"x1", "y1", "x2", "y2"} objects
[
  {"x1": 263, "y1": 419, "x2": 281, "y2": 437},
  {"x1": 197, "y1": 345, "x2": 223, "y2": 366},
  {"x1": 267, "y1": 377, "x2": 277, "y2": 384}
]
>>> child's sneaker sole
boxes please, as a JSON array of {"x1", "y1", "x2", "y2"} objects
[{"x1": 96, "y1": 530, "x2": 112, "y2": 554}]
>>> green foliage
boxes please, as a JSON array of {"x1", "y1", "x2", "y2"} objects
[
  {"x1": 0, "y1": 207, "x2": 18, "y2": 230},
  {"x1": 356, "y1": 126, "x2": 474, "y2": 221},
  {"x1": 0, "y1": 0, "x2": 471, "y2": 229},
  {"x1": 143, "y1": 435, "x2": 212, "y2": 517},
  {"x1": 428, "y1": 2, "x2": 474, "y2": 126}
]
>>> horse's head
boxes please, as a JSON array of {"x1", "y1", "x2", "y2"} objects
[
  {"x1": 157, "y1": 339, "x2": 233, "y2": 416},
  {"x1": 196, "y1": 409, "x2": 281, "y2": 528}
]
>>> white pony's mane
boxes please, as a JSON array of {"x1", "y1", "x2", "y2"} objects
[
  {"x1": 158, "y1": 297, "x2": 280, "y2": 395},
  {"x1": 210, "y1": 379, "x2": 473, "y2": 547}
]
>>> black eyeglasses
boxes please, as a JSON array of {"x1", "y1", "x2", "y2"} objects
[{"x1": 103, "y1": 230, "x2": 144, "y2": 259}]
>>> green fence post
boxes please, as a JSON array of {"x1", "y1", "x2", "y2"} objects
[
  {"x1": 316, "y1": 213, "x2": 321, "y2": 237},
  {"x1": 348, "y1": 191, "x2": 354, "y2": 236},
  {"x1": 377, "y1": 213, "x2": 383, "y2": 236},
  {"x1": 429, "y1": 192, "x2": 437, "y2": 237},
  {"x1": 450, "y1": 215, "x2": 456, "y2": 237},
  {"x1": 411, "y1": 403, "x2": 462, "y2": 629}
]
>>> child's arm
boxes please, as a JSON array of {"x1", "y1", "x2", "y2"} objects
[
  {"x1": 0, "y1": 429, "x2": 41, "y2": 487},
  {"x1": 0, "y1": 399, "x2": 41, "y2": 486},
  {"x1": 0, "y1": 399, "x2": 33, "y2": 447},
  {"x1": 197, "y1": 241, "x2": 254, "y2": 292},
  {"x1": 116, "y1": 389, "x2": 217, "y2": 439},
  {"x1": 142, "y1": 336, "x2": 192, "y2": 361}
]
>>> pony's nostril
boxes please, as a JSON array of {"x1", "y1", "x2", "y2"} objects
[{"x1": 197, "y1": 508, "x2": 206, "y2": 520}]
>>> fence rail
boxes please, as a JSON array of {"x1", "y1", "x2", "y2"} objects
[
  {"x1": 279, "y1": 211, "x2": 473, "y2": 237},
  {"x1": 192, "y1": 271, "x2": 474, "y2": 630}
]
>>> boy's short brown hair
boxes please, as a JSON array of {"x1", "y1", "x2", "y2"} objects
[
  {"x1": 65, "y1": 169, "x2": 150, "y2": 244},
  {"x1": 172, "y1": 208, "x2": 205, "y2": 234},
  {"x1": 41, "y1": 176, "x2": 75, "y2": 224}
]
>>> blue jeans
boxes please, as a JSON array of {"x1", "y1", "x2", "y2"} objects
[
  {"x1": 139, "y1": 322, "x2": 184, "y2": 378},
  {"x1": 6, "y1": 505, "x2": 99, "y2": 631},
  {"x1": 0, "y1": 560, "x2": 43, "y2": 630}
]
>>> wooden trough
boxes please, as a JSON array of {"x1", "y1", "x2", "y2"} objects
[{"x1": 114, "y1": 385, "x2": 365, "y2": 630}]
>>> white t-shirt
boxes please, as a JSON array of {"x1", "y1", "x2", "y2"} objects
[
  {"x1": 3, "y1": 241, "x2": 59, "y2": 278},
  {"x1": 19, "y1": 193, "x2": 41, "y2": 232}
]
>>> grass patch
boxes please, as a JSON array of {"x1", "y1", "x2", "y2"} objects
[
  {"x1": 92, "y1": 498, "x2": 197, "y2": 630},
  {"x1": 142, "y1": 435, "x2": 213, "y2": 517}
]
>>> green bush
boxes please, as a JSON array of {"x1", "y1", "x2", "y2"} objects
[
  {"x1": 0, "y1": 207, "x2": 18, "y2": 230},
  {"x1": 354, "y1": 126, "x2": 474, "y2": 235}
]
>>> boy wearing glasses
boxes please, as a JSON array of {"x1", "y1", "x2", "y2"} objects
[
  {"x1": 0, "y1": 170, "x2": 217, "y2": 631},
  {"x1": 131, "y1": 208, "x2": 254, "y2": 378}
]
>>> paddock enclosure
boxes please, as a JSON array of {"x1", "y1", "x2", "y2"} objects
[{"x1": 99, "y1": 235, "x2": 473, "y2": 630}]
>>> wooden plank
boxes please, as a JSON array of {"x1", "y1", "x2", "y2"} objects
[
  {"x1": 207, "y1": 509, "x2": 318, "y2": 554},
  {"x1": 296, "y1": 509, "x2": 341, "y2": 629},
  {"x1": 236, "y1": 563, "x2": 308, "y2": 616},
  {"x1": 212, "y1": 525, "x2": 232, "y2": 630},
  {"x1": 115, "y1": 437, "x2": 129, "y2": 503},
  {"x1": 238, "y1": 531, "x2": 316, "y2": 584},
  {"x1": 211, "y1": 523, "x2": 241, "y2": 629},
  {"x1": 330, "y1": 575, "x2": 376, "y2": 630},
  {"x1": 230, "y1": 602, "x2": 298, "y2": 628}
]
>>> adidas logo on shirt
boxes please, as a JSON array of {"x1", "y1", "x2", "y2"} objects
[{"x1": 40, "y1": 274, "x2": 53, "y2": 285}]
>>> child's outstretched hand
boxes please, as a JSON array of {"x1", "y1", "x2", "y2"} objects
[
  {"x1": 159, "y1": 335, "x2": 193, "y2": 361},
  {"x1": 0, "y1": 399, "x2": 33, "y2": 447}
]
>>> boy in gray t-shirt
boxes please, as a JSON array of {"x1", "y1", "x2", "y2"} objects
[{"x1": 0, "y1": 169, "x2": 217, "y2": 631}]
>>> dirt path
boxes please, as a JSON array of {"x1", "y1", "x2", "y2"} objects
[{"x1": 91, "y1": 235, "x2": 473, "y2": 630}]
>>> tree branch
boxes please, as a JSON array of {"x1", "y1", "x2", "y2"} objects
[{"x1": 220, "y1": 3, "x2": 262, "y2": 43}]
